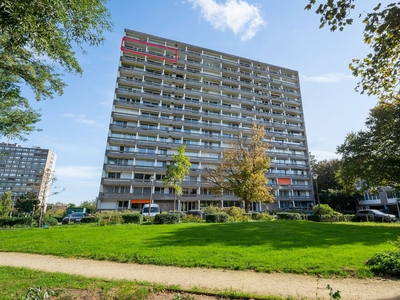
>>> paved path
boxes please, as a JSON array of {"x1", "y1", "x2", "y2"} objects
[{"x1": 1, "y1": 252, "x2": 400, "y2": 299}]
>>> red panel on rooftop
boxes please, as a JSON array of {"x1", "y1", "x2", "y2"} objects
[{"x1": 120, "y1": 37, "x2": 178, "y2": 62}]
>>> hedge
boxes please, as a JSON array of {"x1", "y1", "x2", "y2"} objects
[
  {"x1": 121, "y1": 213, "x2": 142, "y2": 224},
  {"x1": 205, "y1": 213, "x2": 229, "y2": 223},
  {"x1": 154, "y1": 213, "x2": 180, "y2": 224},
  {"x1": 43, "y1": 217, "x2": 58, "y2": 226},
  {"x1": 81, "y1": 217, "x2": 101, "y2": 223},
  {"x1": 275, "y1": 212, "x2": 302, "y2": 220},
  {"x1": 307, "y1": 214, "x2": 356, "y2": 222},
  {"x1": 0, "y1": 217, "x2": 31, "y2": 227}
]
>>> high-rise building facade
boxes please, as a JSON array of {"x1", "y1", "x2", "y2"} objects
[
  {"x1": 0, "y1": 143, "x2": 57, "y2": 207},
  {"x1": 98, "y1": 29, "x2": 314, "y2": 212}
]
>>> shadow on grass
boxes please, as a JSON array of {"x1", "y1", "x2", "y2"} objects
[{"x1": 146, "y1": 221, "x2": 400, "y2": 250}]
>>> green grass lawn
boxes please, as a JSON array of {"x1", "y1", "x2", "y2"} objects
[
  {"x1": 1, "y1": 221, "x2": 399, "y2": 278},
  {"x1": 0, "y1": 266, "x2": 283, "y2": 300}
]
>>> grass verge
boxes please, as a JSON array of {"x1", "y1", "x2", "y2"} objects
[
  {"x1": 0, "y1": 221, "x2": 399, "y2": 277},
  {"x1": 0, "y1": 266, "x2": 286, "y2": 300}
]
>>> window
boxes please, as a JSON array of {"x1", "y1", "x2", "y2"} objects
[
  {"x1": 118, "y1": 201, "x2": 129, "y2": 208},
  {"x1": 107, "y1": 172, "x2": 121, "y2": 178}
]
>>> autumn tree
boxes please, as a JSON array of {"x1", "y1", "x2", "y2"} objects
[
  {"x1": 0, "y1": 191, "x2": 12, "y2": 217},
  {"x1": 0, "y1": 0, "x2": 113, "y2": 139},
  {"x1": 163, "y1": 145, "x2": 192, "y2": 212},
  {"x1": 336, "y1": 98, "x2": 400, "y2": 191},
  {"x1": 203, "y1": 124, "x2": 274, "y2": 212},
  {"x1": 305, "y1": 1, "x2": 400, "y2": 102}
]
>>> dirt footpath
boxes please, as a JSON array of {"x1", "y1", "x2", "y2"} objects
[{"x1": 1, "y1": 252, "x2": 400, "y2": 300}]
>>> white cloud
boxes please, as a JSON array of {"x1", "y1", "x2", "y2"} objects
[
  {"x1": 188, "y1": 0, "x2": 266, "y2": 40},
  {"x1": 301, "y1": 73, "x2": 355, "y2": 83},
  {"x1": 55, "y1": 166, "x2": 101, "y2": 180},
  {"x1": 62, "y1": 113, "x2": 105, "y2": 127}
]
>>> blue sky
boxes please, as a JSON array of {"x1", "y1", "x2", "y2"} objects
[{"x1": 2, "y1": 0, "x2": 385, "y2": 205}]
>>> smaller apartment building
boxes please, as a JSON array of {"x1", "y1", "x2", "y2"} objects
[
  {"x1": 0, "y1": 143, "x2": 57, "y2": 208},
  {"x1": 359, "y1": 189, "x2": 400, "y2": 214}
]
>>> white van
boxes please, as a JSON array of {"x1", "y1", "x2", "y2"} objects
[{"x1": 141, "y1": 204, "x2": 161, "y2": 217}]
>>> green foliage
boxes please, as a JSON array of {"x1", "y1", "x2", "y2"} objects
[
  {"x1": 121, "y1": 213, "x2": 142, "y2": 224},
  {"x1": 203, "y1": 124, "x2": 274, "y2": 212},
  {"x1": 154, "y1": 213, "x2": 180, "y2": 224},
  {"x1": 14, "y1": 192, "x2": 39, "y2": 214},
  {"x1": 337, "y1": 99, "x2": 400, "y2": 191},
  {"x1": 163, "y1": 145, "x2": 191, "y2": 211},
  {"x1": 0, "y1": 0, "x2": 112, "y2": 140},
  {"x1": 366, "y1": 237, "x2": 400, "y2": 276},
  {"x1": 96, "y1": 211, "x2": 123, "y2": 225},
  {"x1": 81, "y1": 216, "x2": 100, "y2": 223},
  {"x1": 306, "y1": 1, "x2": 400, "y2": 102},
  {"x1": 253, "y1": 212, "x2": 275, "y2": 221},
  {"x1": 43, "y1": 217, "x2": 58, "y2": 226},
  {"x1": 1, "y1": 222, "x2": 400, "y2": 277},
  {"x1": 275, "y1": 212, "x2": 302, "y2": 220},
  {"x1": 0, "y1": 191, "x2": 12, "y2": 217},
  {"x1": 180, "y1": 214, "x2": 204, "y2": 223},
  {"x1": 22, "y1": 286, "x2": 63, "y2": 300},
  {"x1": 224, "y1": 206, "x2": 250, "y2": 222},
  {"x1": 313, "y1": 204, "x2": 339, "y2": 216},
  {"x1": 202, "y1": 205, "x2": 221, "y2": 214},
  {"x1": 205, "y1": 213, "x2": 229, "y2": 223},
  {"x1": 0, "y1": 217, "x2": 31, "y2": 227},
  {"x1": 80, "y1": 198, "x2": 97, "y2": 213}
]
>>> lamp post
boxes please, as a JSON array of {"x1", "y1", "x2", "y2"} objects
[
  {"x1": 312, "y1": 173, "x2": 321, "y2": 222},
  {"x1": 148, "y1": 176, "x2": 154, "y2": 217}
]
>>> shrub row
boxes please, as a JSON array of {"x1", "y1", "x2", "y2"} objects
[
  {"x1": 205, "y1": 213, "x2": 229, "y2": 223},
  {"x1": 154, "y1": 213, "x2": 180, "y2": 224},
  {"x1": 0, "y1": 217, "x2": 31, "y2": 227},
  {"x1": 81, "y1": 217, "x2": 101, "y2": 223},
  {"x1": 307, "y1": 214, "x2": 356, "y2": 222},
  {"x1": 276, "y1": 212, "x2": 302, "y2": 220}
]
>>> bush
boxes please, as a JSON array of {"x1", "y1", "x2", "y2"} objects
[
  {"x1": 366, "y1": 237, "x2": 400, "y2": 276},
  {"x1": 121, "y1": 213, "x2": 142, "y2": 224},
  {"x1": 181, "y1": 214, "x2": 204, "y2": 223},
  {"x1": 307, "y1": 214, "x2": 356, "y2": 222},
  {"x1": 43, "y1": 217, "x2": 58, "y2": 226},
  {"x1": 276, "y1": 212, "x2": 301, "y2": 220},
  {"x1": 312, "y1": 204, "x2": 340, "y2": 217},
  {"x1": 154, "y1": 213, "x2": 180, "y2": 224},
  {"x1": 203, "y1": 205, "x2": 221, "y2": 214},
  {"x1": 96, "y1": 211, "x2": 123, "y2": 225},
  {"x1": 0, "y1": 217, "x2": 31, "y2": 227},
  {"x1": 225, "y1": 206, "x2": 248, "y2": 222},
  {"x1": 253, "y1": 213, "x2": 275, "y2": 221},
  {"x1": 81, "y1": 216, "x2": 100, "y2": 223},
  {"x1": 205, "y1": 213, "x2": 229, "y2": 223}
]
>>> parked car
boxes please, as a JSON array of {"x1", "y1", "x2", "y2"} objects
[
  {"x1": 62, "y1": 212, "x2": 89, "y2": 224},
  {"x1": 356, "y1": 209, "x2": 396, "y2": 222},
  {"x1": 140, "y1": 204, "x2": 161, "y2": 217}
]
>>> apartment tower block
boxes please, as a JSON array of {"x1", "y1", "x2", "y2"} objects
[{"x1": 98, "y1": 29, "x2": 314, "y2": 212}]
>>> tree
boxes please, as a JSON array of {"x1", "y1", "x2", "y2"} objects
[
  {"x1": 336, "y1": 98, "x2": 400, "y2": 191},
  {"x1": 14, "y1": 192, "x2": 40, "y2": 215},
  {"x1": 80, "y1": 198, "x2": 98, "y2": 213},
  {"x1": 163, "y1": 145, "x2": 192, "y2": 212},
  {"x1": 36, "y1": 169, "x2": 65, "y2": 227},
  {"x1": 203, "y1": 124, "x2": 274, "y2": 212},
  {"x1": 0, "y1": 191, "x2": 12, "y2": 217},
  {"x1": 305, "y1": 1, "x2": 400, "y2": 102},
  {"x1": 0, "y1": 0, "x2": 113, "y2": 139},
  {"x1": 312, "y1": 158, "x2": 342, "y2": 192}
]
